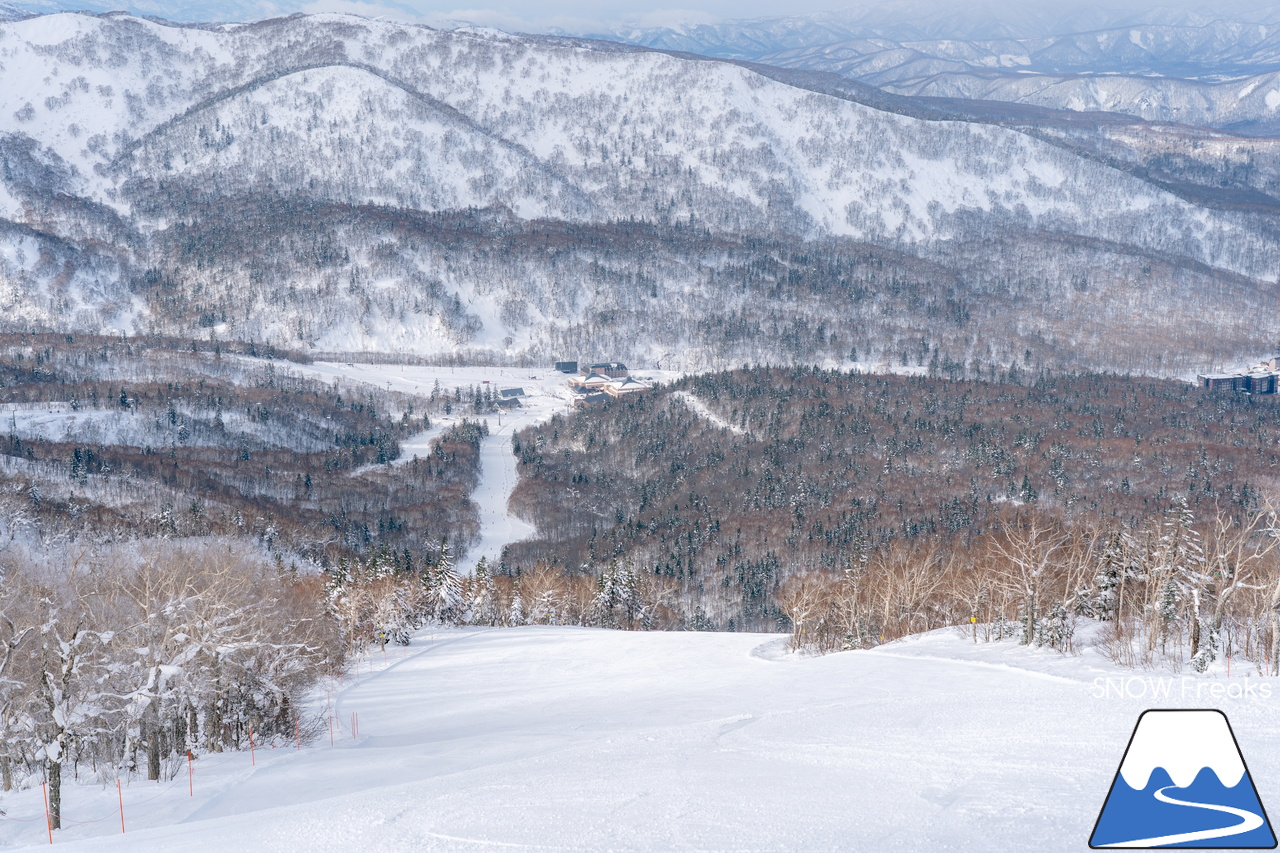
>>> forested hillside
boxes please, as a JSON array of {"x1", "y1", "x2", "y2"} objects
[
  {"x1": 0, "y1": 336, "x2": 514, "y2": 821},
  {"x1": 2, "y1": 13, "x2": 1280, "y2": 373},
  {"x1": 0, "y1": 334, "x2": 482, "y2": 561},
  {"x1": 507, "y1": 368, "x2": 1280, "y2": 659}
]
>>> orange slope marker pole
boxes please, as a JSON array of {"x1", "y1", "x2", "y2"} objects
[
  {"x1": 118, "y1": 778, "x2": 125, "y2": 833},
  {"x1": 249, "y1": 725, "x2": 255, "y2": 766},
  {"x1": 42, "y1": 781, "x2": 51, "y2": 844}
]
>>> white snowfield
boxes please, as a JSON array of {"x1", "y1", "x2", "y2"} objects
[
  {"x1": 3, "y1": 626, "x2": 1279, "y2": 852},
  {"x1": 671, "y1": 390, "x2": 752, "y2": 438}
]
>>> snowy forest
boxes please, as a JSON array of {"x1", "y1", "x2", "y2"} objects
[
  {"x1": 3, "y1": 13, "x2": 1280, "y2": 374},
  {"x1": 0, "y1": 335, "x2": 521, "y2": 825},
  {"x1": 8, "y1": 9, "x2": 1280, "y2": 840},
  {"x1": 6, "y1": 343, "x2": 1280, "y2": 824},
  {"x1": 503, "y1": 368, "x2": 1280, "y2": 671},
  {"x1": 0, "y1": 334, "x2": 487, "y2": 556}
]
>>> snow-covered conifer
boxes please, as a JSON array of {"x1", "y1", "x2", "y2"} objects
[{"x1": 470, "y1": 557, "x2": 496, "y2": 626}]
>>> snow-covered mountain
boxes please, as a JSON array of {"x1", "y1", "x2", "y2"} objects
[
  {"x1": 2, "y1": 12, "x2": 1278, "y2": 370},
  {"x1": 743, "y1": 22, "x2": 1280, "y2": 133},
  {"x1": 5, "y1": 13, "x2": 1257, "y2": 247},
  {"x1": 618, "y1": 12, "x2": 1280, "y2": 70},
  {"x1": 8, "y1": 2, "x2": 1280, "y2": 128},
  {"x1": 875, "y1": 69, "x2": 1280, "y2": 135},
  {"x1": 601, "y1": 7, "x2": 1280, "y2": 132}
]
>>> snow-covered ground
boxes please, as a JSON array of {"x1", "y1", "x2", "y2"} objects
[
  {"x1": 672, "y1": 390, "x2": 752, "y2": 437},
  {"x1": 292, "y1": 362, "x2": 578, "y2": 572},
  {"x1": 466, "y1": 412, "x2": 535, "y2": 571},
  {"x1": 290, "y1": 362, "x2": 679, "y2": 572},
  {"x1": 8, "y1": 361, "x2": 1270, "y2": 850},
  {"x1": 3, "y1": 625, "x2": 1276, "y2": 851}
]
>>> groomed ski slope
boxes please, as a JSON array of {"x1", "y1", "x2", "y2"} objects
[
  {"x1": 281, "y1": 362, "x2": 575, "y2": 573},
  {"x1": 7, "y1": 626, "x2": 1278, "y2": 852},
  {"x1": 286, "y1": 361, "x2": 679, "y2": 574}
]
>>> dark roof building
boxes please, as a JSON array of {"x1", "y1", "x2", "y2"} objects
[
  {"x1": 572, "y1": 391, "x2": 610, "y2": 408},
  {"x1": 584, "y1": 361, "x2": 628, "y2": 378}
]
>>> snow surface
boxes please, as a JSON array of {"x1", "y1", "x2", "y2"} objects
[
  {"x1": 5, "y1": 361, "x2": 1275, "y2": 850},
  {"x1": 3, "y1": 625, "x2": 1278, "y2": 851},
  {"x1": 465, "y1": 411, "x2": 535, "y2": 573}
]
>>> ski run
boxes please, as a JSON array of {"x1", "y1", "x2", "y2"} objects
[
  {"x1": 0, "y1": 625, "x2": 1275, "y2": 851},
  {"x1": 1, "y1": 362, "x2": 1277, "y2": 851}
]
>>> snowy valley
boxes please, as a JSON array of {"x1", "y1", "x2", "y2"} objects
[{"x1": 4, "y1": 4, "x2": 1280, "y2": 851}]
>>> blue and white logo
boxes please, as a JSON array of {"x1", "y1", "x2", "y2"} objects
[{"x1": 1091, "y1": 709, "x2": 1276, "y2": 848}]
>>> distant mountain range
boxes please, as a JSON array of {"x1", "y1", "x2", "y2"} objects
[
  {"x1": 603, "y1": 3, "x2": 1280, "y2": 56},
  {"x1": 8, "y1": 2, "x2": 1280, "y2": 130},
  {"x1": 2, "y1": 11, "x2": 1279, "y2": 375},
  {"x1": 596, "y1": 5, "x2": 1280, "y2": 133}
]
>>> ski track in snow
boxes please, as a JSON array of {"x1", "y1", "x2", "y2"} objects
[
  {"x1": 863, "y1": 648, "x2": 1081, "y2": 684},
  {"x1": 466, "y1": 411, "x2": 536, "y2": 573},
  {"x1": 671, "y1": 390, "x2": 753, "y2": 438},
  {"x1": 290, "y1": 361, "x2": 678, "y2": 573},
  {"x1": 6, "y1": 625, "x2": 1278, "y2": 852}
]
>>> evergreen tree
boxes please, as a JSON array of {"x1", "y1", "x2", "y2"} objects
[
  {"x1": 594, "y1": 561, "x2": 648, "y2": 630},
  {"x1": 430, "y1": 540, "x2": 464, "y2": 625},
  {"x1": 1153, "y1": 497, "x2": 1207, "y2": 656},
  {"x1": 1084, "y1": 530, "x2": 1141, "y2": 621},
  {"x1": 508, "y1": 582, "x2": 525, "y2": 627},
  {"x1": 470, "y1": 557, "x2": 496, "y2": 626}
]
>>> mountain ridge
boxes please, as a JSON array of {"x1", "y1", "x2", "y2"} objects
[{"x1": 2, "y1": 11, "x2": 1278, "y2": 374}]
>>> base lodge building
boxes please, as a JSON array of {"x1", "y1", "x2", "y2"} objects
[
  {"x1": 559, "y1": 361, "x2": 651, "y2": 407},
  {"x1": 1199, "y1": 356, "x2": 1280, "y2": 394}
]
